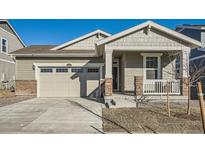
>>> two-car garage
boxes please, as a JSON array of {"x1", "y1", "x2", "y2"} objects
[{"x1": 37, "y1": 66, "x2": 100, "y2": 98}]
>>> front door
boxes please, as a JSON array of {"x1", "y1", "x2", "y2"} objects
[
  {"x1": 112, "y1": 67, "x2": 118, "y2": 91},
  {"x1": 112, "y1": 59, "x2": 119, "y2": 91}
]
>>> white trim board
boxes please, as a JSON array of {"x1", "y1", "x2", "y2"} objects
[
  {"x1": 51, "y1": 30, "x2": 111, "y2": 50},
  {"x1": 33, "y1": 62, "x2": 104, "y2": 67},
  {"x1": 33, "y1": 62, "x2": 104, "y2": 80},
  {"x1": 96, "y1": 20, "x2": 202, "y2": 48},
  {"x1": 141, "y1": 53, "x2": 162, "y2": 80},
  {"x1": 0, "y1": 58, "x2": 15, "y2": 64}
]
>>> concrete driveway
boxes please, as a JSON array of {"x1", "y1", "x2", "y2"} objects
[{"x1": 0, "y1": 97, "x2": 103, "y2": 134}]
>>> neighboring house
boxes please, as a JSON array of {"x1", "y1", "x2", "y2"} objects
[
  {"x1": 176, "y1": 24, "x2": 205, "y2": 99},
  {"x1": 11, "y1": 21, "x2": 201, "y2": 105},
  {"x1": 0, "y1": 19, "x2": 25, "y2": 89}
]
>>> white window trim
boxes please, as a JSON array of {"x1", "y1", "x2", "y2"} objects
[
  {"x1": 141, "y1": 53, "x2": 162, "y2": 80},
  {"x1": 1, "y1": 37, "x2": 8, "y2": 54}
]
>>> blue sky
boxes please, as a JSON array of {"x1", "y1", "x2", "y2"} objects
[{"x1": 9, "y1": 19, "x2": 205, "y2": 46}]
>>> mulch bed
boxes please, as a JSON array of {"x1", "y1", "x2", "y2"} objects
[{"x1": 102, "y1": 103, "x2": 203, "y2": 134}]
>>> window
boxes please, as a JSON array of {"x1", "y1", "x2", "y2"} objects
[
  {"x1": 72, "y1": 68, "x2": 83, "y2": 73},
  {"x1": 87, "y1": 68, "x2": 99, "y2": 73},
  {"x1": 40, "y1": 68, "x2": 53, "y2": 73},
  {"x1": 141, "y1": 53, "x2": 162, "y2": 80},
  {"x1": 56, "y1": 68, "x2": 68, "y2": 73},
  {"x1": 1, "y1": 38, "x2": 8, "y2": 53},
  {"x1": 145, "y1": 57, "x2": 159, "y2": 79}
]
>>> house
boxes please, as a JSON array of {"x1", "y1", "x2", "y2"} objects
[
  {"x1": 176, "y1": 24, "x2": 205, "y2": 99},
  {"x1": 0, "y1": 19, "x2": 25, "y2": 89},
  {"x1": 11, "y1": 21, "x2": 201, "y2": 105}
]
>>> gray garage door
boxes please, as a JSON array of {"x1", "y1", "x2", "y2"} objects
[{"x1": 38, "y1": 67, "x2": 100, "y2": 97}]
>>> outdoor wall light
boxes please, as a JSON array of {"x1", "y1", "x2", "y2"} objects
[
  {"x1": 32, "y1": 64, "x2": 35, "y2": 70},
  {"x1": 67, "y1": 64, "x2": 72, "y2": 67}
]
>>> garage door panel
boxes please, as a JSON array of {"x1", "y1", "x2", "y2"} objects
[
  {"x1": 53, "y1": 74, "x2": 69, "y2": 97},
  {"x1": 38, "y1": 67, "x2": 100, "y2": 98},
  {"x1": 39, "y1": 72, "x2": 55, "y2": 97}
]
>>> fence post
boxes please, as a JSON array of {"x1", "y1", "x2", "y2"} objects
[{"x1": 197, "y1": 82, "x2": 205, "y2": 133}]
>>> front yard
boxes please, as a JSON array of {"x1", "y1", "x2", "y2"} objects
[{"x1": 102, "y1": 102, "x2": 203, "y2": 133}]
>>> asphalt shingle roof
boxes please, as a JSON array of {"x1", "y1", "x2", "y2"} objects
[{"x1": 11, "y1": 45, "x2": 96, "y2": 56}]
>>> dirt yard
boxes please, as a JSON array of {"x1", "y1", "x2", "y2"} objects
[
  {"x1": 0, "y1": 90, "x2": 15, "y2": 97},
  {"x1": 102, "y1": 102, "x2": 203, "y2": 134},
  {"x1": 0, "y1": 96, "x2": 34, "y2": 107}
]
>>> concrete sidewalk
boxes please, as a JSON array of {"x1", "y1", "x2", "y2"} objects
[{"x1": 0, "y1": 97, "x2": 103, "y2": 134}]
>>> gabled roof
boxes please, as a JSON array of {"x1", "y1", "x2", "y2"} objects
[
  {"x1": 0, "y1": 19, "x2": 26, "y2": 47},
  {"x1": 11, "y1": 45, "x2": 97, "y2": 57},
  {"x1": 96, "y1": 20, "x2": 202, "y2": 48},
  {"x1": 51, "y1": 29, "x2": 111, "y2": 50},
  {"x1": 11, "y1": 45, "x2": 56, "y2": 54}
]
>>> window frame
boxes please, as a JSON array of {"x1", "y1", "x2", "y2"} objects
[
  {"x1": 56, "y1": 68, "x2": 69, "y2": 73},
  {"x1": 141, "y1": 53, "x2": 162, "y2": 80},
  {"x1": 1, "y1": 37, "x2": 8, "y2": 54},
  {"x1": 40, "y1": 68, "x2": 53, "y2": 73},
  {"x1": 71, "y1": 68, "x2": 83, "y2": 73}
]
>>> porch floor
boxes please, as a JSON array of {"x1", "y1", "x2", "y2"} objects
[
  {"x1": 112, "y1": 93, "x2": 136, "y2": 108},
  {"x1": 110, "y1": 92, "x2": 188, "y2": 108}
]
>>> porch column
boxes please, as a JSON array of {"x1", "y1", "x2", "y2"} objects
[
  {"x1": 105, "y1": 49, "x2": 113, "y2": 96},
  {"x1": 180, "y1": 48, "x2": 190, "y2": 96},
  {"x1": 134, "y1": 76, "x2": 143, "y2": 96}
]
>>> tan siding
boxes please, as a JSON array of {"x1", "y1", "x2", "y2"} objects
[
  {"x1": 16, "y1": 57, "x2": 103, "y2": 80},
  {"x1": 107, "y1": 28, "x2": 188, "y2": 48},
  {"x1": 162, "y1": 55, "x2": 176, "y2": 80},
  {"x1": 123, "y1": 52, "x2": 143, "y2": 91},
  {"x1": 61, "y1": 35, "x2": 104, "y2": 50},
  {"x1": 122, "y1": 52, "x2": 176, "y2": 91},
  {"x1": 0, "y1": 23, "x2": 15, "y2": 35}
]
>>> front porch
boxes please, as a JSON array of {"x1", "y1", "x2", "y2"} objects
[
  {"x1": 102, "y1": 49, "x2": 189, "y2": 105},
  {"x1": 95, "y1": 21, "x2": 201, "y2": 106}
]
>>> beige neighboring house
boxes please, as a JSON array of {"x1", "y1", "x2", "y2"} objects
[
  {"x1": 11, "y1": 21, "x2": 202, "y2": 105},
  {"x1": 0, "y1": 19, "x2": 25, "y2": 89}
]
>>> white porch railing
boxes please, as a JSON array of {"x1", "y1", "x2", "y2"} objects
[{"x1": 143, "y1": 79, "x2": 181, "y2": 95}]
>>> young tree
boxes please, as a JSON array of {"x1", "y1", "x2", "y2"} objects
[
  {"x1": 166, "y1": 51, "x2": 205, "y2": 115},
  {"x1": 187, "y1": 57, "x2": 205, "y2": 114}
]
